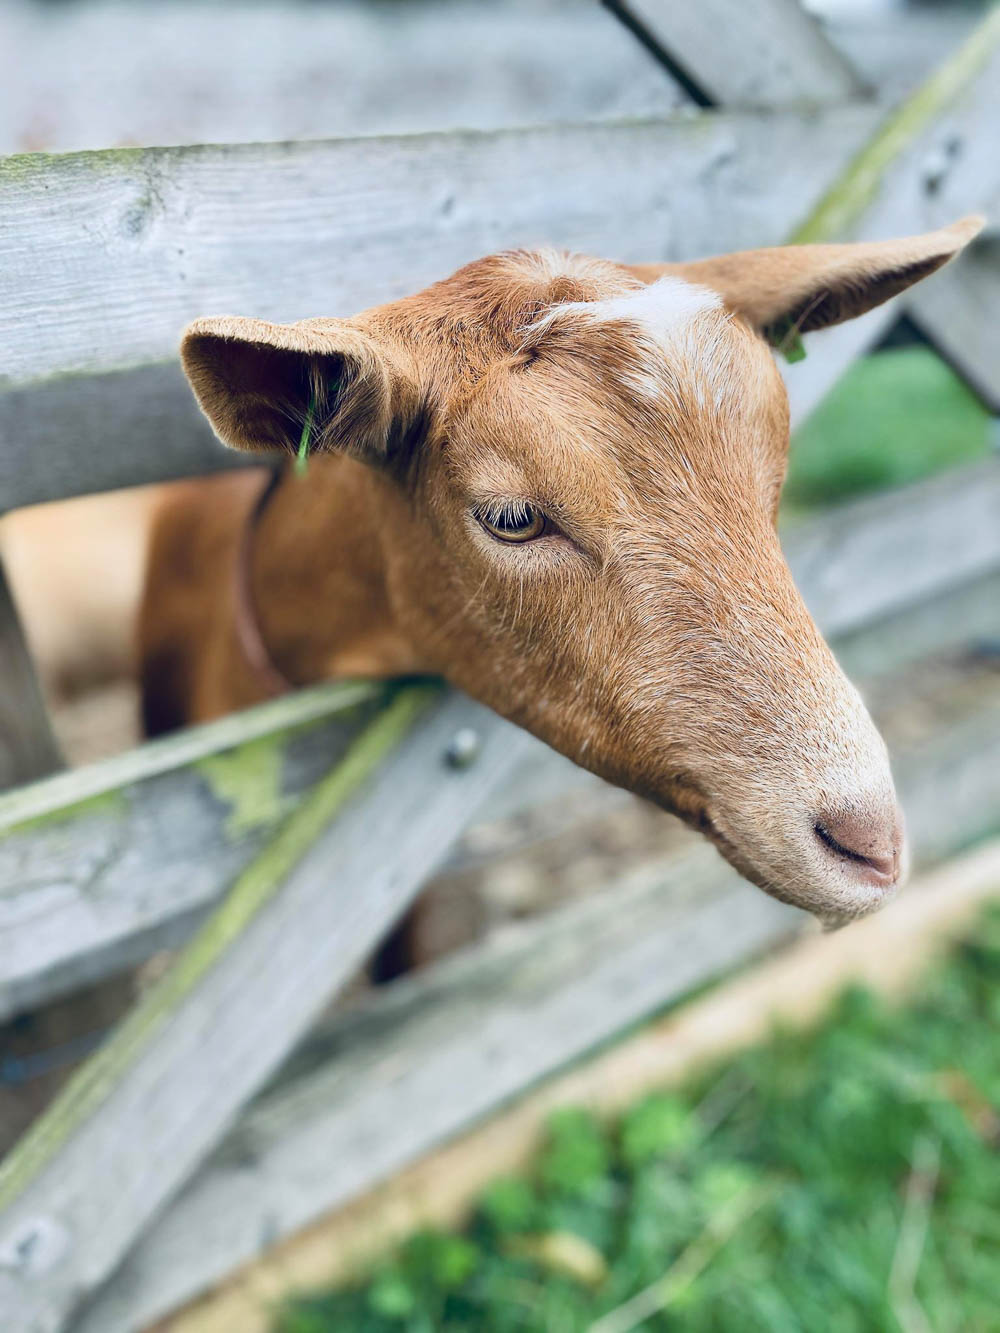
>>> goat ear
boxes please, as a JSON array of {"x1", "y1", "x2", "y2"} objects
[
  {"x1": 665, "y1": 216, "x2": 984, "y2": 345},
  {"x1": 180, "y1": 316, "x2": 420, "y2": 462}
]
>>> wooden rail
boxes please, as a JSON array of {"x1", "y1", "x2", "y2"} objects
[{"x1": 1, "y1": 106, "x2": 881, "y2": 510}]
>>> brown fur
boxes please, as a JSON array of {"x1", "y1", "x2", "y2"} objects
[{"x1": 142, "y1": 217, "x2": 982, "y2": 923}]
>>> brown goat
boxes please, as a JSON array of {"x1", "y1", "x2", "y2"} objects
[{"x1": 141, "y1": 217, "x2": 981, "y2": 925}]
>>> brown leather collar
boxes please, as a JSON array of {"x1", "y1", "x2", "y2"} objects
[{"x1": 234, "y1": 469, "x2": 294, "y2": 698}]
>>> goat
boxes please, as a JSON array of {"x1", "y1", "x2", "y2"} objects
[{"x1": 141, "y1": 217, "x2": 981, "y2": 925}]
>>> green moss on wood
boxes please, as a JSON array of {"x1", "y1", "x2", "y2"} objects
[
  {"x1": 791, "y1": 7, "x2": 1000, "y2": 244},
  {"x1": 0, "y1": 789, "x2": 125, "y2": 841},
  {"x1": 197, "y1": 735, "x2": 290, "y2": 837}
]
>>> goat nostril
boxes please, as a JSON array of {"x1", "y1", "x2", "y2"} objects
[{"x1": 814, "y1": 807, "x2": 902, "y2": 884}]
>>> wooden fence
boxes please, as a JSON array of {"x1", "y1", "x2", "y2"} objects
[{"x1": 1, "y1": 3, "x2": 999, "y2": 1330}]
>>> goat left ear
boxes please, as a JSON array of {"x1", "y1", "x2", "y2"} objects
[
  {"x1": 655, "y1": 216, "x2": 984, "y2": 345},
  {"x1": 181, "y1": 315, "x2": 421, "y2": 463}
]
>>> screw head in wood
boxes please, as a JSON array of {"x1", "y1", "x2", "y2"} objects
[
  {"x1": 444, "y1": 727, "x2": 481, "y2": 769},
  {"x1": 0, "y1": 1215, "x2": 71, "y2": 1275}
]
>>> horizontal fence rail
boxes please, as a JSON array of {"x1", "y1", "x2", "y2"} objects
[
  {"x1": 1, "y1": 14, "x2": 997, "y2": 511},
  {"x1": 1, "y1": 106, "x2": 881, "y2": 510}
]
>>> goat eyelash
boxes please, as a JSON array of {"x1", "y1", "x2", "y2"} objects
[{"x1": 473, "y1": 498, "x2": 549, "y2": 544}]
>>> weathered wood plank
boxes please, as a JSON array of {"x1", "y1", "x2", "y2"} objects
[
  {"x1": 906, "y1": 229, "x2": 1000, "y2": 413},
  {"x1": 0, "y1": 364, "x2": 253, "y2": 513},
  {"x1": 785, "y1": 458, "x2": 1000, "y2": 636},
  {"x1": 0, "y1": 555, "x2": 62, "y2": 789},
  {"x1": 4, "y1": 8, "x2": 999, "y2": 509},
  {"x1": 74, "y1": 686, "x2": 1000, "y2": 1333},
  {"x1": 611, "y1": 0, "x2": 1000, "y2": 422},
  {"x1": 0, "y1": 688, "x2": 538, "y2": 1333},
  {"x1": 1, "y1": 107, "x2": 885, "y2": 509},
  {"x1": 0, "y1": 681, "x2": 384, "y2": 1020},
  {"x1": 602, "y1": 0, "x2": 865, "y2": 108},
  {"x1": 0, "y1": 109, "x2": 879, "y2": 392},
  {"x1": 1, "y1": 460, "x2": 997, "y2": 1021}
]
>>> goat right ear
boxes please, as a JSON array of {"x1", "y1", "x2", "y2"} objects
[
  {"x1": 181, "y1": 316, "x2": 420, "y2": 463},
  {"x1": 664, "y1": 216, "x2": 984, "y2": 343}
]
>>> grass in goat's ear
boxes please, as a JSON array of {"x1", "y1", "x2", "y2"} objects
[
  {"x1": 295, "y1": 396, "x2": 316, "y2": 477},
  {"x1": 768, "y1": 313, "x2": 807, "y2": 364}
]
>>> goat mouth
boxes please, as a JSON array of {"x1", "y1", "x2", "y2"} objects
[
  {"x1": 671, "y1": 796, "x2": 791, "y2": 904},
  {"x1": 670, "y1": 795, "x2": 746, "y2": 870}
]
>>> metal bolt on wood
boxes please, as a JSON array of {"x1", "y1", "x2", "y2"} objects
[
  {"x1": 445, "y1": 728, "x2": 481, "y2": 769},
  {"x1": 0, "y1": 1217, "x2": 70, "y2": 1277}
]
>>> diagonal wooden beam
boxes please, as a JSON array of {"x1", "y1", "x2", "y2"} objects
[
  {"x1": 0, "y1": 686, "x2": 536, "y2": 1333},
  {"x1": 603, "y1": 1, "x2": 1000, "y2": 418},
  {"x1": 601, "y1": 0, "x2": 866, "y2": 108}
]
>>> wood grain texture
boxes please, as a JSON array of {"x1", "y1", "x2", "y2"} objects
[
  {"x1": 605, "y1": 0, "x2": 865, "y2": 107},
  {"x1": 0, "y1": 689, "x2": 538, "y2": 1333},
  {"x1": 0, "y1": 681, "x2": 383, "y2": 1020},
  {"x1": 0, "y1": 556, "x2": 62, "y2": 790},
  {"x1": 0, "y1": 110, "x2": 877, "y2": 390},
  {"x1": 1, "y1": 108, "x2": 884, "y2": 509},
  {"x1": 3, "y1": 18, "x2": 998, "y2": 509},
  {"x1": 614, "y1": 1, "x2": 1000, "y2": 423},
  {"x1": 907, "y1": 231, "x2": 1000, "y2": 412},
  {"x1": 75, "y1": 692, "x2": 1000, "y2": 1333},
  {"x1": 1, "y1": 461, "x2": 997, "y2": 1021}
]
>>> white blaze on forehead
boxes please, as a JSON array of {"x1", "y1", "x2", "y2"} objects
[
  {"x1": 529, "y1": 275, "x2": 721, "y2": 341},
  {"x1": 526, "y1": 275, "x2": 731, "y2": 404},
  {"x1": 575, "y1": 275, "x2": 722, "y2": 338}
]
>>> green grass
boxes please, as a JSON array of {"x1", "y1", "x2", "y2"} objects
[
  {"x1": 784, "y1": 345, "x2": 991, "y2": 509},
  {"x1": 275, "y1": 902, "x2": 1000, "y2": 1333}
]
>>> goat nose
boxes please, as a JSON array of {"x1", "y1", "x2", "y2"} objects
[{"x1": 813, "y1": 804, "x2": 904, "y2": 887}]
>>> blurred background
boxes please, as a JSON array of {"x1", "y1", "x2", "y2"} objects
[
  {"x1": 1, "y1": 2, "x2": 999, "y2": 1331},
  {"x1": 0, "y1": 0, "x2": 988, "y2": 154}
]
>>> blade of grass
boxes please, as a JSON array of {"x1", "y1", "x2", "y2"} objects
[
  {"x1": 587, "y1": 1182, "x2": 776, "y2": 1333},
  {"x1": 889, "y1": 1133, "x2": 941, "y2": 1333}
]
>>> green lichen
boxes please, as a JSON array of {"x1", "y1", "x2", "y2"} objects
[
  {"x1": 0, "y1": 788, "x2": 125, "y2": 842},
  {"x1": 197, "y1": 734, "x2": 290, "y2": 837},
  {"x1": 791, "y1": 7, "x2": 1000, "y2": 245}
]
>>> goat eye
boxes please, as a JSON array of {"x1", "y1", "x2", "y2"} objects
[{"x1": 475, "y1": 501, "x2": 547, "y2": 543}]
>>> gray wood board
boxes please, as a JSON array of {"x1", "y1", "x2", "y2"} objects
[
  {"x1": 907, "y1": 230, "x2": 1000, "y2": 413},
  {"x1": 0, "y1": 692, "x2": 538, "y2": 1333},
  {"x1": 0, "y1": 109, "x2": 879, "y2": 390},
  {"x1": 606, "y1": 0, "x2": 865, "y2": 107},
  {"x1": 0, "y1": 556, "x2": 62, "y2": 790},
  {"x1": 0, "y1": 108, "x2": 887, "y2": 509},
  {"x1": 0, "y1": 682, "x2": 385, "y2": 1020},
  {"x1": 74, "y1": 688, "x2": 1000, "y2": 1333},
  {"x1": 1, "y1": 460, "x2": 997, "y2": 1022},
  {"x1": 0, "y1": 363, "x2": 253, "y2": 513}
]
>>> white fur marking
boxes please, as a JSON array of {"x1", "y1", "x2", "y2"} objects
[
  {"x1": 526, "y1": 276, "x2": 728, "y2": 403},
  {"x1": 529, "y1": 276, "x2": 720, "y2": 342}
]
